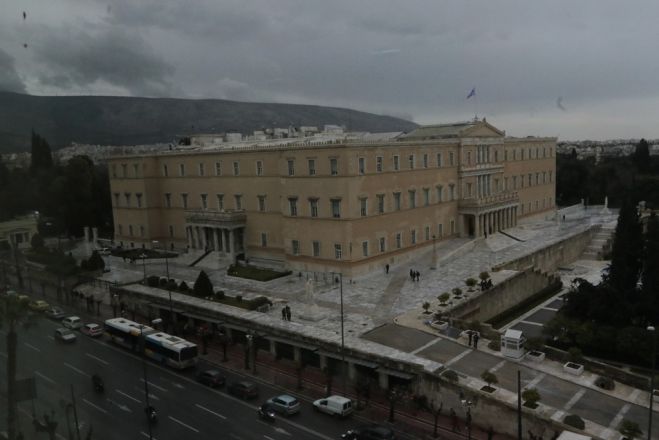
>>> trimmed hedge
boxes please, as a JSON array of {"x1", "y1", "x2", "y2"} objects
[{"x1": 227, "y1": 264, "x2": 291, "y2": 282}]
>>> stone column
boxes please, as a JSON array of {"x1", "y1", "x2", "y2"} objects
[
  {"x1": 319, "y1": 355, "x2": 328, "y2": 371},
  {"x1": 84, "y1": 226, "x2": 90, "y2": 242},
  {"x1": 241, "y1": 227, "x2": 247, "y2": 254},
  {"x1": 378, "y1": 370, "x2": 389, "y2": 389},
  {"x1": 269, "y1": 339, "x2": 277, "y2": 356},
  {"x1": 228, "y1": 229, "x2": 235, "y2": 260},
  {"x1": 92, "y1": 227, "x2": 98, "y2": 245},
  {"x1": 213, "y1": 228, "x2": 220, "y2": 252},
  {"x1": 293, "y1": 346, "x2": 301, "y2": 363},
  {"x1": 347, "y1": 362, "x2": 357, "y2": 381},
  {"x1": 186, "y1": 226, "x2": 192, "y2": 248}
]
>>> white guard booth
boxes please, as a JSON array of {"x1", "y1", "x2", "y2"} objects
[{"x1": 501, "y1": 328, "x2": 526, "y2": 359}]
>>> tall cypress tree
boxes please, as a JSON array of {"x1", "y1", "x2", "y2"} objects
[
  {"x1": 607, "y1": 198, "x2": 643, "y2": 294},
  {"x1": 641, "y1": 213, "x2": 659, "y2": 321},
  {"x1": 29, "y1": 131, "x2": 53, "y2": 174}
]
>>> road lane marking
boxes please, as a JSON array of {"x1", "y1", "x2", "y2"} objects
[
  {"x1": 35, "y1": 371, "x2": 56, "y2": 384},
  {"x1": 195, "y1": 403, "x2": 226, "y2": 419},
  {"x1": 133, "y1": 386, "x2": 159, "y2": 401},
  {"x1": 264, "y1": 436, "x2": 275, "y2": 440},
  {"x1": 82, "y1": 398, "x2": 108, "y2": 414},
  {"x1": 86, "y1": 353, "x2": 109, "y2": 365},
  {"x1": 24, "y1": 342, "x2": 41, "y2": 352},
  {"x1": 526, "y1": 373, "x2": 546, "y2": 389},
  {"x1": 107, "y1": 398, "x2": 132, "y2": 413},
  {"x1": 64, "y1": 362, "x2": 91, "y2": 377},
  {"x1": 274, "y1": 427, "x2": 291, "y2": 436},
  {"x1": 116, "y1": 389, "x2": 141, "y2": 404},
  {"x1": 168, "y1": 415, "x2": 199, "y2": 433},
  {"x1": 445, "y1": 348, "x2": 472, "y2": 367},
  {"x1": 563, "y1": 389, "x2": 586, "y2": 411},
  {"x1": 411, "y1": 337, "x2": 442, "y2": 354},
  {"x1": 489, "y1": 360, "x2": 506, "y2": 373},
  {"x1": 140, "y1": 431, "x2": 158, "y2": 440},
  {"x1": 140, "y1": 378, "x2": 167, "y2": 392}
]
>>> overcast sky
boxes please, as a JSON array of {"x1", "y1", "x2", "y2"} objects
[{"x1": 1, "y1": 0, "x2": 659, "y2": 140}]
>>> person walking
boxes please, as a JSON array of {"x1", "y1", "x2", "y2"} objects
[
  {"x1": 285, "y1": 305, "x2": 292, "y2": 321},
  {"x1": 281, "y1": 307, "x2": 286, "y2": 320},
  {"x1": 385, "y1": 264, "x2": 389, "y2": 274},
  {"x1": 473, "y1": 332, "x2": 480, "y2": 349},
  {"x1": 415, "y1": 271, "x2": 420, "y2": 282},
  {"x1": 467, "y1": 330, "x2": 473, "y2": 347},
  {"x1": 450, "y1": 408, "x2": 460, "y2": 432},
  {"x1": 409, "y1": 268, "x2": 414, "y2": 280}
]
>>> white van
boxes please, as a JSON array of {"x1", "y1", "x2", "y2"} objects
[
  {"x1": 62, "y1": 316, "x2": 83, "y2": 330},
  {"x1": 312, "y1": 395, "x2": 353, "y2": 417}
]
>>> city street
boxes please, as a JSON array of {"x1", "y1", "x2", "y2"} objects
[{"x1": 0, "y1": 315, "x2": 363, "y2": 440}]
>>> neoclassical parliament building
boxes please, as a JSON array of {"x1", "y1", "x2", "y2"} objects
[{"x1": 109, "y1": 120, "x2": 556, "y2": 276}]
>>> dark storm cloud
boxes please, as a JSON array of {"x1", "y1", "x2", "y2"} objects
[
  {"x1": 33, "y1": 23, "x2": 174, "y2": 96},
  {"x1": 0, "y1": 48, "x2": 26, "y2": 93}
]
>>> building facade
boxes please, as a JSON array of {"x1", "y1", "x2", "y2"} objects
[{"x1": 108, "y1": 120, "x2": 556, "y2": 276}]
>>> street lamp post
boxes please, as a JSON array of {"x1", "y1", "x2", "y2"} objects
[
  {"x1": 648, "y1": 325, "x2": 656, "y2": 440},
  {"x1": 141, "y1": 318, "x2": 162, "y2": 440},
  {"x1": 140, "y1": 253, "x2": 147, "y2": 284},
  {"x1": 153, "y1": 241, "x2": 175, "y2": 334},
  {"x1": 431, "y1": 234, "x2": 437, "y2": 270},
  {"x1": 331, "y1": 272, "x2": 347, "y2": 394}
]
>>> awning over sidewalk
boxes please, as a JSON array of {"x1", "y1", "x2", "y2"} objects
[
  {"x1": 73, "y1": 284, "x2": 106, "y2": 299},
  {"x1": 267, "y1": 336, "x2": 318, "y2": 352},
  {"x1": 377, "y1": 367, "x2": 415, "y2": 380},
  {"x1": 146, "y1": 302, "x2": 187, "y2": 314},
  {"x1": 181, "y1": 312, "x2": 225, "y2": 325},
  {"x1": 318, "y1": 350, "x2": 379, "y2": 369}
]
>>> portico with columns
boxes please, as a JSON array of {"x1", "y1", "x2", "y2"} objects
[
  {"x1": 184, "y1": 209, "x2": 247, "y2": 262},
  {"x1": 459, "y1": 192, "x2": 520, "y2": 238}
]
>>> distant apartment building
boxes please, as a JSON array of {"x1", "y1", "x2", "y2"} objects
[{"x1": 108, "y1": 120, "x2": 556, "y2": 276}]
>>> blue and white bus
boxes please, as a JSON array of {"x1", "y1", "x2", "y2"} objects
[{"x1": 104, "y1": 318, "x2": 198, "y2": 369}]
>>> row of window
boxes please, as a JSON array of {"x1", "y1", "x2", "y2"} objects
[
  {"x1": 284, "y1": 221, "x2": 457, "y2": 259},
  {"x1": 117, "y1": 224, "x2": 176, "y2": 238}
]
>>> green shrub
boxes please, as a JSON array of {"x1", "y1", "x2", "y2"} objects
[
  {"x1": 563, "y1": 414, "x2": 585, "y2": 430},
  {"x1": 193, "y1": 270, "x2": 214, "y2": 297},
  {"x1": 159, "y1": 277, "x2": 168, "y2": 287},
  {"x1": 481, "y1": 370, "x2": 498, "y2": 387},
  {"x1": 568, "y1": 347, "x2": 583, "y2": 363},
  {"x1": 488, "y1": 334, "x2": 501, "y2": 351},
  {"x1": 227, "y1": 264, "x2": 291, "y2": 281},
  {"x1": 465, "y1": 278, "x2": 477, "y2": 288},
  {"x1": 442, "y1": 369, "x2": 459, "y2": 383},
  {"x1": 215, "y1": 290, "x2": 225, "y2": 299},
  {"x1": 422, "y1": 301, "x2": 431, "y2": 313},
  {"x1": 236, "y1": 295, "x2": 243, "y2": 302},
  {"x1": 522, "y1": 388, "x2": 541, "y2": 407},
  {"x1": 179, "y1": 281, "x2": 189, "y2": 291},
  {"x1": 147, "y1": 275, "x2": 160, "y2": 287},
  {"x1": 595, "y1": 376, "x2": 615, "y2": 390},
  {"x1": 452, "y1": 287, "x2": 463, "y2": 296},
  {"x1": 619, "y1": 419, "x2": 642, "y2": 440},
  {"x1": 438, "y1": 292, "x2": 450, "y2": 304},
  {"x1": 479, "y1": 271, "x2": 490, "y2": 281}
]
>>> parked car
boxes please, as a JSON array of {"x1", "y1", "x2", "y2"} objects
[
  {"x1": 62, "y1": 316, "x2": 83, "y2": 330},
  {"x1": 98, "y1": 247, "x2": 111, "y2": 256},
  {"x1": 266, "y1": 394, "x2": 301, "y2": 416},
  {"x1": 313, "y1": 395, "x2": 353, "y2": 417},
  {"x1": 45, "y1": 307, "x2": 66, "y2": 320},
  {"x1": 54, "y1": 328, "x2": 77, "y2": 343},
  {"x1": 227, "y1": 381, "x2": 259, "y2": 399},
  {"x1": 81, "y1": 323, "x2": 104, "y2": 338},
  {"x1": 197, "y1": 369, "x2": 225, "y2": 388},
  {"x1": 341, "y1": 425, "x2": 395, "y2": 440},
  {"x1": 28, "y1": 300, "x2": 50, "y2": 312}
]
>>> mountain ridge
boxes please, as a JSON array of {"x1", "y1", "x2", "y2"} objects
[{"x1": 0, "y1": 92, "x2": 418, "y2": 152}]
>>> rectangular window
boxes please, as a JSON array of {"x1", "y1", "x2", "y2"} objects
[
  {"x1": 466, "y1": 182, "x2": 472, "y2": 197},
  {"x1": 494, "y1": 150, "x2": 499, "y2": 162},
  {"x1": 549, "y1": 171, "x2": 553, "y2": 182},
  {"x1": 396, "y1": 232, "x2": 402, "y2": 249},
  {"x1": 118, "y1": 224, "x2": 123, "y2": 235},
  {"x1": 217, "y1": 194, "x2": 224, "y2": 210},
  {"x1": 449, "y1": 152, "x2": 455, "y2": 166},
  {"x1": 331, "y1": 199, "x2": 341, "y2": 218},
  {"x1": 128, "y1": 225, "x2": 134, "y2": 236},
  {"x1": 467, "y1": 151, "x2": 472, "y2": 165},
  {"x1": 450, "y1": 219, "x2": 455, "y2": 234},
  {"x1": 504, "y1": 150, "x2": 508, "y2": 161},
  {"x1": 436, "y1": 185, "x2": 443, "y2": 202},
  {"x1": 543, "y1": 172, "x2": 547, "y2": 184},
  {"x1": 504, "y1": 177, "x2": 509, "y2": 190},
  {"x1": 521, "y1": 149, "x2": 525, "y2": 160},
  {"x1": 179, "y1": 163, "x2": 185, "y2": 176},
  {"x1": 181, "y1": 193, "x2": 188, "y2": 209},
  {"x1": 423, "y1": 188, "x2": 430, "y2": 206},
  {"x1": 135, "y1": 193, "x2": 142, "y2": 208},
  {"x1": 513, "y1": 176, "x2": 517, "y2": 189},
  {"x1": 312, "y1": 241, "x2": 320, "y2": 257},
  {"x1": 423, "y1": 154, "x2": 428, "y2": 168},
  {"x1": 235, "y1": 194, "x2": 242, "y2": 210},
  {"x1": 256, "y1": 160, "x2": 263, "y2": 176},
  {"x1": 121, "y1": 164, "x2": 127, "y2": 177},
  {"x1": 436, "y1": 152, "x2": 442, "y2": 167},
  {"x1": 377, "y1": 194, "x2": 385, "y2": 214},
  {"x1": 408, "y1": 190, "x2": 416, "y2": 209},
  {"x1": 261, "y1": 233, "x2": 267, "y2": 247},
  {"x1": 201, "y1": 193, "x2": 208, "y2": 209},
  {"x1": 536, "y1": 173, "x2": 540, "y2": 185},
  {"x1": 114, "y1": 193, "x2": 120, "y2": 206},
  {"x1": 358, "y1": 157, "x2": 365, "y2": 175},
  {"x1": 394, "y1": 192, "x2": 401, "y2": 210},
  {"x1": 288, "y1": 198, "x2": 298, "y2": 216},
  {"x1": 258, "y1": 196, "x2": 266, "y2": 212},
  {"x1": 330, "y1": 158, "x2": 338, "y2": 176},
  {"x1": 438, "y1": 223, "x2": 444, "y2": 237},
  {"x1": 292, "y1": 240, "x2": 300, "y2": 256},
  {"x1": 112, "y1": 165, "x2": 117, "y2": 178},
  {"x1": 393, "y1": 155, "x2": 400, "y2": 171},
  {"x1": 139, "y1": 225, "x2": 145, "y2": 237},
  {"x1": 124, "y1": 193, "x2": 131, "y2": 206},
  {"x1": 520, "y1": 175, "x2": 524, "y2": 188},
  {"x1": 360, "y1": 198, "x2": 367, "y2": 217},
  {"x1": 449, "y1": 184, "x2": 455, "y2": 201},
  {"x1": 376, "y1": 156, "x2": 383, "y2": 172},
  {"x1": 408, "y1": 154, "x2": 415, "y2": 169},
  {"x1": 411, "y1": 229, "x2": 417, "y2": 244},
  {"x1": 133, "y1": 164, "x2": 139, "y2": 177},
  {"x1": 334, "y1": 244, "x2": 342, "y2": 259},
  {"x1": 162, "y1": 164, "x2": 168, "y2": 177},
  {"x1": 215, "y1": 161, "x2": 222, "y2": 176},
  {"x1": 425, "y1": 226, "x2": 430, "y2": 241},
  {"x1": 379, "y1": 237, "x2": 385, "y2": 252},
  {"x1": 233, "y1": 161, "x2": 240, "y2": 176},
  {"x1": 362, "y1": 241, "x2": 369, "y2": 257},
  {"x1": 309, "y1": 199, "x2": 319, "y2": 217},
  {"x1": 198, "y1": 162, "x2": 205, "y2": 176},
  {"x1": 287, "y1": 159, "x2": 295, "y2": 176},
  {"x1": 168, "y1": 225, "x2": 174, "y2": 238},
  {"x1": 308, "y1": 159, "x2": 316, "y2": 176},
  {"x1": 528, "y1": 173, "x2": 533, "y2": 186}
]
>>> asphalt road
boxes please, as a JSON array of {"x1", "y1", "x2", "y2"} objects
[{"x1": 0, "y1": 313, "x2": 363, "y2": 440}]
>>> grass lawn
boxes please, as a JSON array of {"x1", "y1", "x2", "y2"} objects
[{"x1": 227, "y1": 264, "x2": 291, "y2": 282}]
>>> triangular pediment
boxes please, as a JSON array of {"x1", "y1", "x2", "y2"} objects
[{"x1": 461, "y1": 121, "x2": 504, "y2": 138}]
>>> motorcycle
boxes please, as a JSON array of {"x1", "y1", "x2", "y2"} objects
[
  {"x1": 145, "y1": 406, "x2": 157, "y2": 424},
  {"x1": 257, "y1": 404, "x2": 276, "y2": 423},
  {"x1": 91, "y1": 374, "x2": 104, "y2": 394}
]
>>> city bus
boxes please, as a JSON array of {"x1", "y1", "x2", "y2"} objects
[{"x1": 104, "y1": 318, "x2": 198, "y2": 369}]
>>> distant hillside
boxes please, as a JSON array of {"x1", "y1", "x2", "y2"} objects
[{"x1": 0, "y1": 92, "x2": 417, "y2": 153}]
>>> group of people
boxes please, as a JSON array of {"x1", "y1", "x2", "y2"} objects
[
  {"x1": 467, "y1": 329, "x2": 480, "y2": 349},
  {"x1": 281, "y1": 305, "x2": 292, "y2": 321},
  {"x1": 409, "y1": 268, "x2": 421, "y2": 282}
]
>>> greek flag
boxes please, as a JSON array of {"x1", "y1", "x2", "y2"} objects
[{"x1": 466, "y1": 88, "x2": 476, "y2": 99}]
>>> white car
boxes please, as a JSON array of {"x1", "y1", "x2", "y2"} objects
[
  {"x1": 81, "y1": 323, "x2": 103, "y2": 338},
  {"x1": 55, "y1": 328, "x2": 77, "y2": 343},
  {"x1": 62, "y1": 316, "x2": 83, "y2": 330},
  {"x1": 313, "y1": 395, "x2": 353, "y2": 417}
]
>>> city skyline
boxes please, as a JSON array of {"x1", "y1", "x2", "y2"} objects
[{"x1": 1, "y1": 0, "x2": 659, "y2": 141}]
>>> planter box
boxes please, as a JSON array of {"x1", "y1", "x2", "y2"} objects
[
  {"x1": 563, "y1": 362, "x2": 584, "y2": 376},
  {"x1": 480, "y1": 385, "x2": 496, "y2": 393},
  {"x1": 429, "y1": 320, "x2": 449, "y2": 331},
  {"x1": 653, "y1": 389, "x2": 659, "y2": 403},
  {"x1": 526, "y1": 351, "x2": 546, "y2": 363}
]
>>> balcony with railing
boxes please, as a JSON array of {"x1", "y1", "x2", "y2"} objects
[
  {"x1": 458, "y1": 191, "x2": 519, "y2": 213},
  {"x1": 184, "y1": 209, "x2": 247, "y2": 227}
]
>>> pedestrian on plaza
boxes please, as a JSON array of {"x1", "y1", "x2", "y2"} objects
[
  {"x1": 487, "y1": 426, "x2": 494, "y2": 440},
  {"x1": 415, "y1": 271, "x2": 420, "y2": 282},
  {"x1": 473, "y1": 332, "x2": 480, "y2": 349},
  {"x1": 450, "y1": 408, "x2": 460, "y2": 432},
  {"x1": 409, "y1": 268, "x2": 414, "y2": 280},
  {"x1": 285, "y1": 305, "x2": 292, "y2": 321},
  {"x1": 467, "y1": 330, "x2": 473, "y2": 347},
  {"x1": 385, "y1": 264, "x2": 389, "y2": 274},
  {"x1": 281, "y1": 307, "x2": 286, "y2": 320}
]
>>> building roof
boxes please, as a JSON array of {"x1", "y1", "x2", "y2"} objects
[{"x1": 399, "y1": 119, "x2": 504, "y2": 140}]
